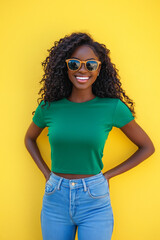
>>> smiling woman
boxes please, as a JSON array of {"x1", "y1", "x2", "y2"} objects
[{"x1": 25, "y1": 31, "x2": 155, "y2": 240}]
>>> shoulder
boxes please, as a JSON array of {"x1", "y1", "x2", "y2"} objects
[
  {"x1": 100, "y1": 97, "x2": 129, "y2": 108},
  {"x1": 38, "y1": 99, "x2": 64, "y2": 113},
  {"x1": 38, "y1": 99, "x2": 54, "y2": 110},
  {"x1": 97, "y1": 97, "x2": 120, "y2": 106}
]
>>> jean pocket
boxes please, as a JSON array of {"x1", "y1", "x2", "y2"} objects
[
  {"x1": 45, "y1": 179, "x2": 58, "y2": 195},
  {"x1": 87, "y1": 179, "x2": 110, "y2": 199}
]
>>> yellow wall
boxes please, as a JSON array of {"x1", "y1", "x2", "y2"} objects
[{"x1": 0, "y1": 0, "x2": 159, "y2": 239}]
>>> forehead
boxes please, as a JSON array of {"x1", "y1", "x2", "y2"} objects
[{"x1": 70, "y1": 45, "x2": 98, "y2": 60}]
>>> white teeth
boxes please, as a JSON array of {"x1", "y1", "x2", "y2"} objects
[{"x1": 76, "y1": 76, "x2": 89, "y2": 80}]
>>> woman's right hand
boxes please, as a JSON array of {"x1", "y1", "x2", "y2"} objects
[{"x1": 45, "y1": 171, "x2": 52, "y2": 182}]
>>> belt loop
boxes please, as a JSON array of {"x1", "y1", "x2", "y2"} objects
[
  {"x1": 57, "y1": 177, "x2": 63, "y2": 190},
  {"x1": 82, "y1": 179, "x2": 87, "y2": 192}
]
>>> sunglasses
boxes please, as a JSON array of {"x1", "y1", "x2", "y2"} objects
[{"x1": 65, "y1": 59, "x2": 101, "y2": 72}]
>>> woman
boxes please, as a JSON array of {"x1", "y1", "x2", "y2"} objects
[{"x1": 24, "y1": 32, "x2": 155, "y2": 240}]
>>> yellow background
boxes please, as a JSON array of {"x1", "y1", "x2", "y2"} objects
[{"x1": 0, "y1": 0, "x2": 159, "y2": 239}]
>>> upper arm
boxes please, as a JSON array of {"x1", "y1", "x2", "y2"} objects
[
  {"x1": 25, "y1": 100, "x2": 47, "y2": 141},
  {"x1": 119, "y1": 119, "x2": 155, "y2": 151},
  {"x1": 24, "y1": 121, "x2": 45, "y2": 141},
  {"x1": 112, "y1": 99, "x2": 154, "y2": 151}
]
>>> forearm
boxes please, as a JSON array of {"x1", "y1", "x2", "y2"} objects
[
  {"x1": 104, "y1": 147, "x2": 155, "y2": 179},
  {"x1": 24, "y1": 137, "x2": 51, "y2": 179}
]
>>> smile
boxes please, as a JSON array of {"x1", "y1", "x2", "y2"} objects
[{"x1": 75, "y1": 76, "x2": 90, "y2": 83}]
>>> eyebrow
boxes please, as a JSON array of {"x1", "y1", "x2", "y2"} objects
[{"x1": 71, "y1": 57, "x2": 96, "y2": 60}]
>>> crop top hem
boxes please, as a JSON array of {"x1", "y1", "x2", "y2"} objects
[{"x1": 51, "y1": 167, "x2": 102, "y2": 175}]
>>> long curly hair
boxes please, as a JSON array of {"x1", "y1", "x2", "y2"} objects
[{"x1": 32, "y1": 31, "x2": 136, "y2": 117}]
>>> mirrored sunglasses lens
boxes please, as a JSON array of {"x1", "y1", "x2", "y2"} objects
[
  {"x1": 68, "y1": 60, "x2": 80, "y2": 70},
  {"x1": 86, "y1": 61, "x2": 98, "y2": 71}
]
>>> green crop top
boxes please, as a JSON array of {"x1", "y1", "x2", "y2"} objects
[{"x1": 32, "y1": 96, "x2": 135, "y2": 174}]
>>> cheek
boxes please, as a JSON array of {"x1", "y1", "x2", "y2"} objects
[
  {"x1": 67, "y1": 73, "x2": 76, "y2": 84},
  {"x1": 67, "y1": 72, "x2": 72, "y2": 79},
  {"x1": 91, "y1": 73, "x2": 99, "y2": 80},
  {"x1": 68, "y1": 71, "x2": 74, "y2": 78}
]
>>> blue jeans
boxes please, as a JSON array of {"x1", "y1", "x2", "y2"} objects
[{"x1": 40, "y1": 171, "x2": 114, "y2": 240}]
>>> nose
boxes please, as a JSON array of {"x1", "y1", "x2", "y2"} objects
[{"x1": 78, "y1": 62, "x2": 88, "y2": 72}]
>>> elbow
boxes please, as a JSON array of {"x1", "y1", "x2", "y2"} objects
[
  {"x1": 149, "y1": 141, "x2": 156, "y2": 154},
  {"x1": 151, "y1": 145, "x2": 155, "y2": 154},
  {"x1": 139, "y1": 143, "x2": 155, "y2": 156},
  {"x1": 148, "y1": 147, "x2": 155, "y2": 157},
  {"x1": 24, "y1": 134, "x2": 27, "y2": 147}
]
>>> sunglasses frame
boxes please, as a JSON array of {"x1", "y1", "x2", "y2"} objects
[{"x1": 65, "y1": 59, "x2": 101, "y2": 72}]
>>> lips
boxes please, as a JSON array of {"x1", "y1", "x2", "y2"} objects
[{"x1": 75, "y1": 76, "x2": 90, "y2": 83}]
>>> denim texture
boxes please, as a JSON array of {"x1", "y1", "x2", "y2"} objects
[{"x1": 40, "y1": 171, "x2": 114, "y2": 240}]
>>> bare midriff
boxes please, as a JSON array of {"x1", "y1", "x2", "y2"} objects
[{"x1": 52, "y1": 171, "x2": 101, "y2": 179}]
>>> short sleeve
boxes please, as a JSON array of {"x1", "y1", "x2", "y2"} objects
[
  {"x1": 32, "y1": 101, "x2": 46, "y2": 128},
  {"x1": 113, "y1": 99, "x2": 135, "y2": 128}
]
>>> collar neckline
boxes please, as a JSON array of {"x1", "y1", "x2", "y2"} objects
[{"x1": 64, "y1": 96, "x2": 98, "y2": 104}]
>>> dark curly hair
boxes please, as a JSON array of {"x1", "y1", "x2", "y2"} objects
[{"x1": 32, "y1": 31, "x2": 136, "y2": 117}]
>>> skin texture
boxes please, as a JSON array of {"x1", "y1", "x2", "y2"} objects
[{"x1": 24, "y1": 45, "x2": 155, "y2": 186}]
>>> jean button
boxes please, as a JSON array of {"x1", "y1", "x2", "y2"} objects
[{"x1": 71, "y1": 182, "x2": 75, "y2": 186}]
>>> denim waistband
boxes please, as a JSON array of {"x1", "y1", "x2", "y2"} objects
[{"x1": 49, "y1": 171, "x2": 106, "y2": 191}]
